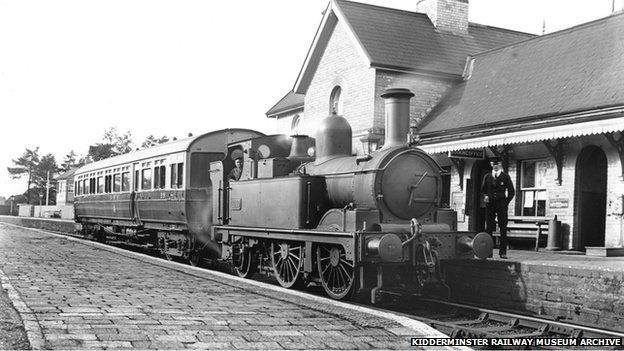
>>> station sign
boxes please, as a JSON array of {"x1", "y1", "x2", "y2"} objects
[{"x1": 448, "y1": 149, "x2": 485, "y2": 159}]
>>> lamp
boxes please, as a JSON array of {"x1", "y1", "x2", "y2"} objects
[{"x1": 360, "y1": 130, "x2": 383, "y2": 154}]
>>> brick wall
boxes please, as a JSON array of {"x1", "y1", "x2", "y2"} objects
[
  {"x1": 273, "y1": 111, "x2": 305, "y2": 136},
  {"x1": 374, "y1": 71, "x2": 453, "y2": 135},
  {"x1": 303, "y1": 21, "x2": 376, "y2": 150}
]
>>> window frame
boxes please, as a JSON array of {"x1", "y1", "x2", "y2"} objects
[
  {"x1": 329, "y1": 85, "x2": 343, "y2": 115},
  {"x1": 141, "y1": 168, "x2": 152, "y2": 191},
  {"x1": 113, "y1": 173, "x2": 121, "y2": 192},
  {"x1": 519, "y1": 159, "x2": 547, "y2": 216}
]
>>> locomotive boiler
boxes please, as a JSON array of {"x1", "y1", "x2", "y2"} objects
[{"x1": 73, "y1": 88, "x2": 493, "y2": 303}]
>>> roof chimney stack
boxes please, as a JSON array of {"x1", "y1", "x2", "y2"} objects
[{"x1": 417, "y1": 0, "x2": 469, "y2": 34}]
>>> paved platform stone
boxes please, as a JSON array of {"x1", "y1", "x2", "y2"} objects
[{"x1": 0, "y1": 223, "x2": 442, "y2": 350}]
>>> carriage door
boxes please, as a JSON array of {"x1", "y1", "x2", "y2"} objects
[{"x1": 575, "y1": 145, "x2": 607, "y2": 249}]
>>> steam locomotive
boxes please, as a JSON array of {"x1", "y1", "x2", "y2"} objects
[{"x1": 73, "y1": 88, "x2": 492, "y2": 302}]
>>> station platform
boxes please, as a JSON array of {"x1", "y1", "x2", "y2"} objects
[
  {"x1": 0, "y1": 221, "x2": 444, "y2": 350},
  {"x1": 442, "y1": 249, "x2": 624, "y2": 333}
]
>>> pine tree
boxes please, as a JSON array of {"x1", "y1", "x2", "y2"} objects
[{"x1": 7, "y1": 147, "x2": 40, "y2": 204}]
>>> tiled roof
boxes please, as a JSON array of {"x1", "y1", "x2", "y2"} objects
[
  {"x1": 335, "y1": 0, "x2": 535, "y2": 75},
  {"x1": 419, "y1": 12, "x2": 624, "y2": 135},
  {"x1": 266, "y1": 91, "x2": 305, "y2": 117}
]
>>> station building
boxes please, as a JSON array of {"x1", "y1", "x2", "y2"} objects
[{"x1": 267, "y1": 0, "x2": 624, "y2": 253}]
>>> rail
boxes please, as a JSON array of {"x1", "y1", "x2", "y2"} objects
[{"x1": 407, "y1": 297, "x2": 624, "y2": 340}]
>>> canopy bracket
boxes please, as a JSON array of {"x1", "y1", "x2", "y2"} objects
[
  {"x1": 605, "y1": 132, "x2": 624, "y2": 179},
  {"x1": 449, "y1": 158, "x2": 465, "y2": 190},
  {"x1": 542, "y1": 139, "x2": 565, "y2": 186}
]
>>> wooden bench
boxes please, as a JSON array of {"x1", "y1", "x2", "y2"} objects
[{"x1": 493, "y1": 216, "x2": 553, "y2": 251}]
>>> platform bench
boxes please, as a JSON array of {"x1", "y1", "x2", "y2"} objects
[{"x1": 493, "y1": 216, "x2": 553, "y2": 251}]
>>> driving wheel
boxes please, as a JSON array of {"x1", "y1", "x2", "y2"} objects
[
  {"x1": 316, "y1": 244, "x2": 355, "y2": 299},
  {"x1": 270, "y1": 241, "x2": 304, "y2": 288}
]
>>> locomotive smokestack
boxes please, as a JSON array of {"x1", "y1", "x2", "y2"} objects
[{"x1": 381, "y1": 88, "x2": 415, "y2": 149}]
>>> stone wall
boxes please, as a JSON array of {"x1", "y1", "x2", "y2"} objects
[
  {"x1": 442, "y1": 258, "x2": 624, "y2": 332},
  {"x1": 0, "y1": 215, "x2": 78, "y2": 233}
]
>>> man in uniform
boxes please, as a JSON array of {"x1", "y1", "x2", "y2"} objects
[
  {"x1": 481, "y1": 158, "x2": 515, "y2": 259},
  {"x1": 228, "y1": 157, "x2": 243, "y2": 181}
]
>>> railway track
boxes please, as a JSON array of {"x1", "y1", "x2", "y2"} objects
[
  {"x1": 57, "y1": 229, "x2": 624, "y2": 348},
  {"x1": 390, "y1": 297, "x2": 624, "y2": 349}
]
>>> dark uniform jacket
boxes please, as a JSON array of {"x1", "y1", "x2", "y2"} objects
[
  {"x1": 228, "y1": 167, "x2": 242, "y2": 181},
  {"x1": 481, "y1": 171, "x2": 515, "y2": 205}
]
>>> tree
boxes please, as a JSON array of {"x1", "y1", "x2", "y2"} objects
[
  {"x1": 60, "y1": 150, "x2": 84, "y2": 172},
  {"x1": 141, "y1": 135, "x2": 170, "y2": 148},
  {"x1": 104, "y1": 127, "x2": 133, "y2": 155},
  {"x1": 31, "y1": 154, "x2": 59, "y2": 205},
  {"x1": 87, "y1": 127, "x2": 134, "y2": 161},
  {"x1": 7, "y1": 147, "x2": 40, "y2": 204}
]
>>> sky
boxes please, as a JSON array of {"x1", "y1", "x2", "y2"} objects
[{"x1": 0, "y1": 0, "x2": 618, "y2": 198}]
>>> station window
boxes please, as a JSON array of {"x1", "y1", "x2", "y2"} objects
[
  {"x1": 291, "y1": 115, "x2": 301, "y2": 132},
  {"x1": 520, "y1": 160, "x2": 547, "y2": 216},
  {"x1": 170, "y1": 163, "x2": 184, "y2": 188},
  {"x1": 97, "y1": 176, "x2": 104, "y2": 194},
  {"x1": 154, "y1": 165, "x2": 166, "y2": 189},
  {"x1": 121, "y1": 172, "x2": 130, "y2": 192},
  {"x1": 141, "y1": 169, "x2": 152, "y2": 190},
  {"x1": 329, "y1": 86, "x2": 343, "y2": 115},
  {"x1": 113, "y1": 174, "x2": 121, "y2": 192}
]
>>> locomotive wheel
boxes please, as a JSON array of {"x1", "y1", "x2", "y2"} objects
[
  {"x1": 316, "y1": 244, "x2": 355, "y2": 300},
  {"x1": 270, "y1": 241, "x2": 304, "y2": 288},
  {"x1": 232, "y1": 244, "x2": 257, "y2": 278}
]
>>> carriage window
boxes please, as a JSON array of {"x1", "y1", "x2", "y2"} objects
[
  {"x1": 77, "y1": 181, "x2": 82, "y2": 195},
  {"x1": 169, "y1": 163, "x2": 184, "y2": 188},
  {"x1": 154, "y1": 167, "x2": 160, "y2": 189},
  {"x1": 134, "y1": 170, "x2": 139, "y2": 191},
  {"x1": 104, "y1": 175, "x2": 112, "y2": 193},
  {"x1": 84, "y1": 180, "x2": 89, "y2": 195},
  {"x1": 113, "y1": 174, "x2": 121, "y2": 192},
  {"x1": 96, "y1": 176, "x2": 103, "y2": 193},
  {"x1": 154, "y1": 165, "x2": 166, "y2": 189},
  {"x1": 170, "y1": 164, "x2": 178, "y2": 188},
  {"x1": 141, "y1": 169, "x2": 152, "y2": 190},
  {"x1": 121, "y1": 172, "x2": 130, "y2": 192}
]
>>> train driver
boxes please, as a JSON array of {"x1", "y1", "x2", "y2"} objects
[{"x1": 228, "y1": 157, "x2": 244, "y2": 181}]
